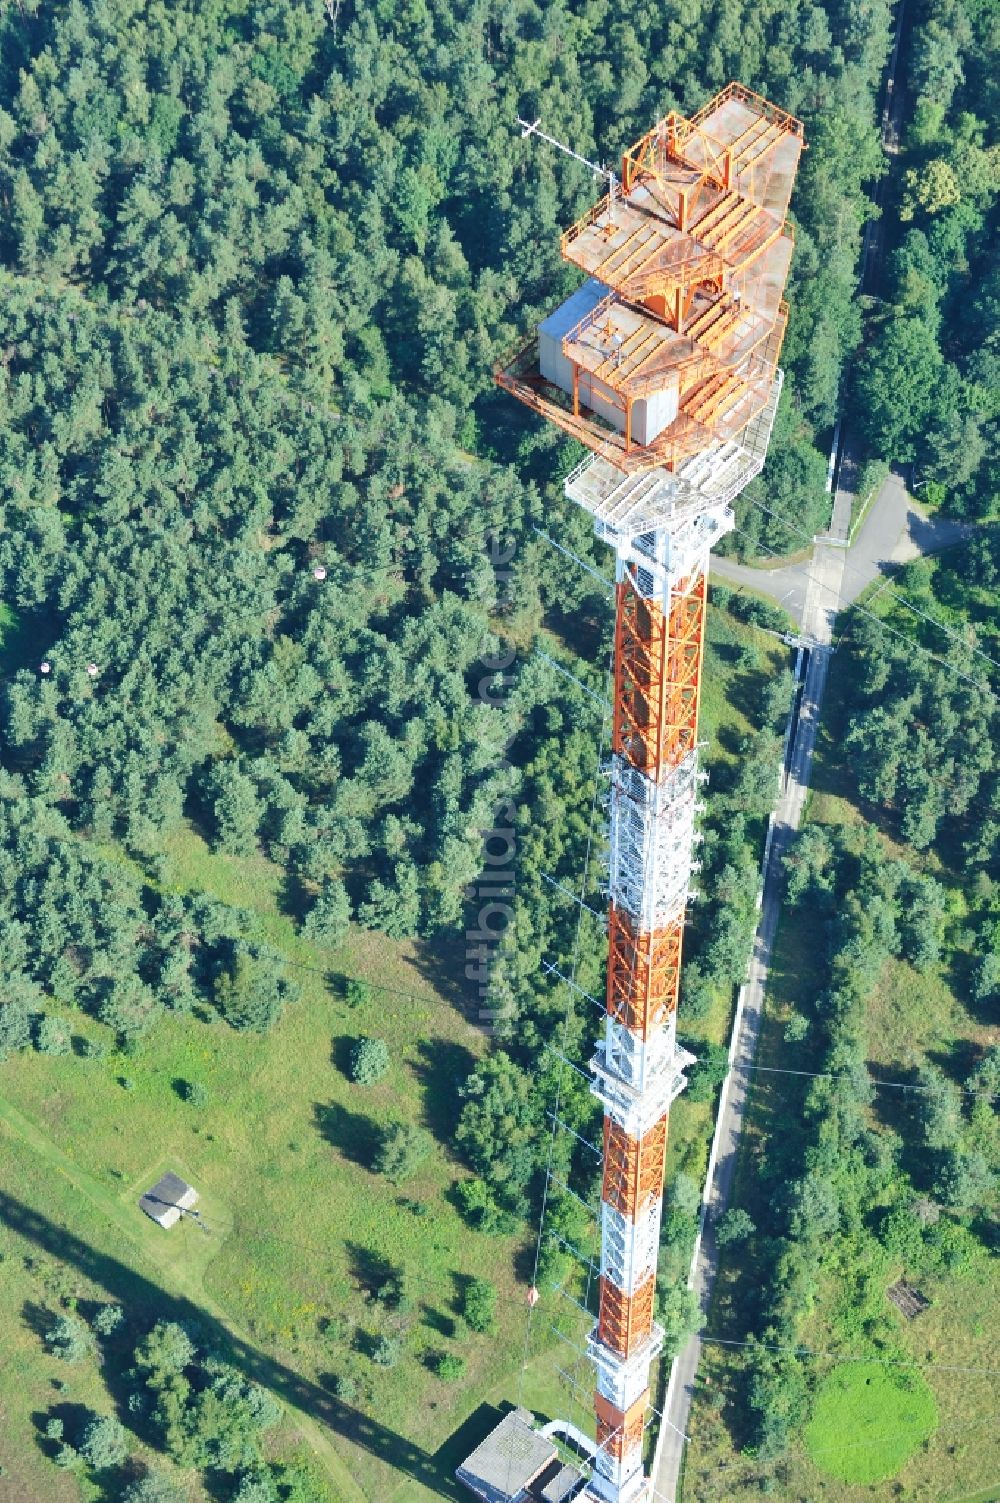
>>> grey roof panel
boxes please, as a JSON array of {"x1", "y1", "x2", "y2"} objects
[{"x1": 456, "y1": 1409, "x2": 556, "y2": 1501}]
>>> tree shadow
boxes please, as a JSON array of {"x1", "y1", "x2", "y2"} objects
[
  {"x1": 330, "y1": 1033, "x2": 356, "y2": 1079},
  {"x1": 513, "y1": 1240, "x2": 541, "y2": 1286},
  {"x1": 31, "y1": 1400, "x2": 92, "y2": 1458},
  {"x1": 344, "y1": 1243, "x2": 402, "y2": 1301},
  {"x1": 410, "y1": 1038, "x2": 477, "y2": 1143},
  {"x1": 312, "y1": 1102, "x2": 380, "y2": 1169},
  {"x1": 279, "y1": 866, "x2": 311, "y2": 927},
  {"x1": 926, "y1": 1037, "x2": 979, "y2": 1086},
  {"x1": 2, "y1": 1191, "x2": 458, "y2": 1496},
  {"x1": 409, "y1": 930, "x2": 474, "y2": 1019},
  {"x1": 420, "y1": 1303, "x2": 456, "y2": 1339},
  {"x1": 21, "y1": 1299, "x2": 54, "y2": 1342},
  {"x1": 449, "y1": 1270, "x2": 475, "y2": 1319}
]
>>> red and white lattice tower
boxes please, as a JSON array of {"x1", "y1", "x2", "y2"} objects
[{"x1": 497, "y1": 85, "x2": 804, "y2": 1501}]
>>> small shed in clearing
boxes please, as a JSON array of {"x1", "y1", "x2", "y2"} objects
[{"x1": 139, "y1": 1171, "x2": 199, "y2": 1229}]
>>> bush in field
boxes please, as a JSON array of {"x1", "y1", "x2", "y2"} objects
[
  {"x1": 462, "y1": 1278, "x2": 497, "y2": 1334},
  {"x1": 349, "y1": 1036, "x2": 390, "y2": 1085}
]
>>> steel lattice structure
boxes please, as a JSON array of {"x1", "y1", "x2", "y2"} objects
[{"x1": 498, "y1": 83, "x2": 804, "y2": 1502}]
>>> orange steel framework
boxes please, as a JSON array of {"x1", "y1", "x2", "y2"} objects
[{"x1": 497, "y1": 83, "x2": 803, "y2": 1503}]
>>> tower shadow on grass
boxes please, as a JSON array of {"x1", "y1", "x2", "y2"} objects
[{"x1": 1, "y1": 1191, "x2": 456, "y2": 1496}]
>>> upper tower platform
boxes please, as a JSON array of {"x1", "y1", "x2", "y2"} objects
[{"x1": 496, "y1": 83, "x2": 803, "y2": 477}]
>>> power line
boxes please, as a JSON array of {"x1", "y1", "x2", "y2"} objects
[
  {"x1": 736, "y1": 1059, "x2": 1000, "y2": 1102},
  {"x1": 701, "y1": 1334, "x2": 1000, "y2": 1377}
]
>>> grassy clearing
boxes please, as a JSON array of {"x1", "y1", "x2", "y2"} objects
[
  {"x1": 0, "y1": 822, "x2": 540, "y2": 1502},
  {"x1": 804, "y1": 1363, "x2": 937, "y2": 1484}
]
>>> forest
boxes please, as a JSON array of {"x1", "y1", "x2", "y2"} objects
[
  {"x1": 0, "y1": 0, "x2": 995, "y2": 1498},
  {"x1": 852, "y1": 0, "x2": 998, "y2": 517}
]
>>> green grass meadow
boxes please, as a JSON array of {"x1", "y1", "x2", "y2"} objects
[
  {"x1": 0, "y1": 823, "x2": 565, "y2": 1503},
  {"x1": 803, "y1": 1363, "x2": 937, "y2": 1485}
]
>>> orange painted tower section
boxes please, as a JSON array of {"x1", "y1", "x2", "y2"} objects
[{"x1": 498, "y1": 85, "x2": 803, "y2": 1501}]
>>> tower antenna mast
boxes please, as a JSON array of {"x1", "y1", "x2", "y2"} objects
[
  {"x1": 517, "y1": 117, "x2": 619, "y2": 211},
  {"x1": 499, "y1": 81, "x2": 805, "y2": 1503}
]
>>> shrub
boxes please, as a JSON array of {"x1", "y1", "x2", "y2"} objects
[
  {"x1": 44, "y1": 1417, "x2": 64, "y2": 1441},
  {"x1": 329, "y1": 1372, "x2": 357, "y2": 1402},
  {"x1": 454, "y1": 1177, "x2": 518, "y2": 1235},
  {"x1": 667, "y1": 1173, "x2": 702, "y2": 1217},
  {"x1": 0, "y1": 989, "x2": 33, "y2": 1060},
  {"x1": 92, "y1": 1304, "x2": 125, "y2": 1336},
  {"x1": 345, "y1": 978, "x2": 371, "y2": 1009},
  {"x1": 98, "y1": 978, "x2": 162, "y2": 1044},
  {"x1": 462, "y1": 1278, "x2": 497, "y2": 1334},
  {"x1": 134, "y1": 1320, "x2": 196, "y2": 1377},
  {"x1": 349, "y1": 1036, "x2": 390, "y2": 1085},
  {"x1": 121, "y1": 1472, "x2": 187, "y2": 1503},
  {"x1": 535, "y1": 1234, "x2": 572, "y2": 1292},
  {"x1": 205, "y1": 760, "x2": 261, "y2": 856},
  {"x1": 374, "y1": 1121, "x2": 432, "y2": 1184},
  {"x1": 79, "y1": 1413, "x2": 129, "y2": 1469},
  {"x1": 436, "y1": 1352, "x2": 466, "y2": 1382},
  {"x1": 370, "y1": 1335, "x2": 401, "y2": 1367},
  {"x1": 36, "y1": 1014, "x2": 72, "y2": 1055},
  {"x1": 685, "y1": 1042, "x2": 729, "y2": 1103},
  {"x1": 233, "y1": 1474, "x2": 278, "y2": 1503},
  {"x1": 45, "y1": 1312, "x2": 95, "y2": 1363},
  {"x1": 783, "y1": 1013, "x2": 809, "y2": 1043},
  {"x1": 679, "y1": 963, "x2": 713, "y2": 1023},
  {"x1": 716, "y1": 1208, "x2": 756, "y2": 1247},
  {"x1": 302, "y1": 878, "x2": 351, "y2": 947},
  {"x1": 184, "y1": 1080, "x2": 209, "y2": 1107},
  {"x1": 215, "y1": 942, "x2": 298, "y2": 1032}
]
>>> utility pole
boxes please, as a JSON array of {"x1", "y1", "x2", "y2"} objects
[{"x1": 499, "y1": 83, "x2": 804, "y2": 1502}]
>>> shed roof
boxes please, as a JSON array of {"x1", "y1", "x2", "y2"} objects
[
  {"x1": 456, "y1": 1408, "x2": 556, "y2": 1502},
  {"x1": 538, "y1": 1459, "x2": 586, "y2": 1501},
  {"x1": 139, "y1": 1172, "x2": 199, "y2": 1228}
]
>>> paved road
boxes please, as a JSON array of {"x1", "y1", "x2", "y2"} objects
[{"x1": 712, "y1": 475, "x2": 974, "y2": 628}]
